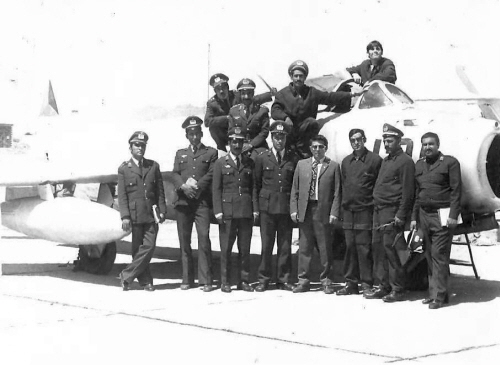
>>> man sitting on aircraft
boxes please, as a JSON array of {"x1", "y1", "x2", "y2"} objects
[
  {"x1": 365, "y1": 123, "x2": 414, "y2": 303},
  {"x1": 346, "y1": 40, "x2": 397, "y2": 86},
  {"x1": 410, "y1": 132, "x2": 461, "y2": 309},
  {"x1": 204, "y1": 73, "x2": 275, "y2": 152},
  {"x1": 118, "y1": 131, "x2": 167, "y2": 292},
  {"x1": 172, "y1": 116, "x2": 218, "y2": 292},
  {"x1": 271, "y1": 60, "x2": 361, "y2": 158},
  {"x1": 228, "y1": 78, "x2": 270, "y2": 160}
]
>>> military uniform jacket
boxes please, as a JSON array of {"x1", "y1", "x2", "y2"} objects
[
  {"x1": 118, "y1": 158, "x2": 167, "y2": 224},
  {"x1": 204, "y1": 91, "x2": 273, "y2": 129},
  {"x1": 290, "y1": 157, "x2": 342, "y2": 225},
  {"x1": 373, "y1": 148, "x2": 415, "y2": 221},
  {"x1": 271, "y1": 83, "x2": 351, "y2": 125},
  {"x1": 171, "y1": 143, "x2": 218, "y2": 207},
  {"x1": 254, "y1": 149, "x2": 299, "y2": 214},
  {"x1": 346, "y1": 57, "x2": 397, "y2": 85},
  {"x1": 212, "y1": 154, "x2": 258, "y2": 219},
  {"x1": 228, "y1": 103, "x2": 270, "y2": 149},
  {"x1": 411, "y1": 153, "x2": 461, "y2": 221}
]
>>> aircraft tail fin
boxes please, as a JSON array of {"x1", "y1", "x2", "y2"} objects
[{"x1": 39, "y1": 80, "x2": 59, "y2": 116}]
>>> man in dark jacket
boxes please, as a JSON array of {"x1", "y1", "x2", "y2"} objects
[
  {"x1": 254, "y1": 121, "x2": 299, "y2": 292},
  {"x1": 346, "y1": 40, "x2": 397, "y2": 85},
  {"x1": 118, "y1": 131, "x2": 167, "y2": 291},
  {"x1": 172, "y1": 116, "x2": 218, "y2": 292},
  {"x1": 205, "y1": 73, "x2": 274, "y2": 151},
  {"x1": 271, "y1": 60, "x2": 360, "y2": 158},
  {"x1": 410, "y1": 132, "x2": 461, "y2": 309}
]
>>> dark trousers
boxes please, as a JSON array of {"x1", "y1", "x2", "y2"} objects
[
  {"x1": 372, "y1": 206, "x2": 405, "y2": 292},
  {"x1": 121, "y1": 222, "x2": 158, "y2": 285},
  {"x1": 258, "y1": 212, "x2": 293, "y2": 285},
  {"x1": 297, "y1": 202, "x2": 333, "y2": 286},
  {"x1": 290, "y1": 117, "x2": 320, "y2": 158},
  {"x1": 219, "y1": 218, "x2": 253, "y2": 285},
  {"x1": 175, "y1": 204, "x2": 213, "y2": 285},
  {"x1": 419, "y1": 208, "x2": 452, "y2": 302},
  {"x1": 209, "y1": 125, "x2": 228, "y2": 151},
  {"x1": 343, "y1": 209, "x2": 374, "y2": 289}
]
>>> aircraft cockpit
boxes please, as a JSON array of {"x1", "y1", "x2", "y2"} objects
[{"x1": 358, "y1": 82, "x2": 414, "y2": 110}]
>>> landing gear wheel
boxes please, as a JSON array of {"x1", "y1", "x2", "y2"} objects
[{"x1": 73, "y1": 242, "x2": 117, "y2": 275}]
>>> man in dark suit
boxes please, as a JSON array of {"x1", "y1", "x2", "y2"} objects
[
  {"x1": 346, "y1": 40, "x2": 397, "y2": 86},
  {"x1": 229, "y1": 78, "x2": 270, "y2": 160},
  {"x1": 118, "y1": 131, "x2": 167, "y2": 291},
  {"x1": 171, "y1": 116, "x2": 218, "y2": 292},
  {"x1": 365, "y1": 123, "x2": 415, "y2": 302},
  {"x1": 290, "y1": 135, "x2": 342, "y2": 294},
  {"x1": 205, "y1": 73, "x2": 274, "y2": 151},
  {"x1": 254, "y1": 121, "x2": 299, "y2": 292},
  {"x1": 410, "y1": 132, "x2": 461, "y2": 309},
  {"x1": 212, "y1": 126, "x2": 258, "y2": 293}
]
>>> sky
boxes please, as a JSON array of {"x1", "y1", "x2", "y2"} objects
[{"x1": 1, "y1": 0, "x2": 499, "y2": 123}]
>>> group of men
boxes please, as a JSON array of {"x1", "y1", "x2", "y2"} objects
[{"x1": 116, "y1": 40, "x2": 460, "y2": 310}]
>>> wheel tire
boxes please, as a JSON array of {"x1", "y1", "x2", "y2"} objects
[{"x1": 76, "y1": 242, "x2": 117, "y2": 275}]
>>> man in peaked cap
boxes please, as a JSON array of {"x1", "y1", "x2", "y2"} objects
[
  {"x1": 366, "y1": 123, "x2": 415, "y2": 302},
  {"x1": 228, "y1": 78, "x2": 270, "y2": 160},
  {"x1": 171, "y1": 116, "x2": 218, "y2": 292},
  {"x1": 253, "y1": 121, "x2": 299, "y2": 292},
  {"x1": 118, "y1": 131, "x2": 167, "y2": 291},
  {"x1": 205, "y1": 73, "x2": 275, "y2": 152},
  {"x1": 212, "y1": 125, "x2": 258, "y2": 293},
  {"x1": 272, "y1": 60, "x2": 364, "y2": 158}
]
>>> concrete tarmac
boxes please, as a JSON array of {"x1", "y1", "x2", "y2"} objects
[{"x1": 1, "y1": 222, "x2": 500, "y2": 365}]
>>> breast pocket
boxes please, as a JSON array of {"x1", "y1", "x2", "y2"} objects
[
  {"x1": 263, "y1": 165, "x2": 274, "y2": 178},
  {"x1": 125, "y1": 178, "x2": 138, "y2": 192},
  {"x1": 178, "y1": 157, "x2": 189, "y2": 171}
]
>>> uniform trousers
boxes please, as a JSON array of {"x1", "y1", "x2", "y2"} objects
[
  {"x1": 372, "y1": 206, "x2": 405, "y2": 292},
  {"x1": 219, "y1": 218, "x2": 253, "y2": 285},
  {"x1": 209, "y1": 125, "x2": 228, "y2": 152},
  {"x1": 121, "y1": 222, "x2": 158, "y2": 285},
  {"x1": 419, "y1": 208, "x2": 452, "y2": 302},
  {"x1": 258, "y1": 211, "x2": 293, "y2": 285},
  {"x1": 175, "y1": 204, "x2": 213, "y2": 286},
  {"x1": 343, "y1": 209, "x2": 374, "y2": 289},
  {"x1": 297, "y1": 202, "x2": 333, "y2": 286}
]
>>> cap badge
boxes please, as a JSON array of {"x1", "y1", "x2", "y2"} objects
[
  {"x1": 277, "y1": 124, "x2": 284, "y2": 131},
  {"x1": 243, "y1": 79, "x2": 249, "y2": 84},
  {"x1": 190, "y1": 119, "x2": 196, "y2": 125},
  {"x1": 383, "y1": 125, "x2": 388, "y2": 132},
  {"x1": 235, "y1": 127, "x2": 241, "y2": 134},
  {"x1": 138, "y1": 133, "x2": 145, "y2": 140},
  {"x1": 215, "y1": 77, "x2": 221, "y2": 83},
  {"x1": 297, "y1": 61, "x2": 303, "y2": 66}
]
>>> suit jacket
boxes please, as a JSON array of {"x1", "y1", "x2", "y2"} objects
[
  {"x1": 290, "y1": 157, "x2": 341, "y2": 224},
  {"x1": 346, "y1": 57, "x2": 397, "y2": 85},
  {"x1": 212, "y1": 153, "x2": 258, "y2": 219},
  {"x1": 118, "y1": 158, "x2": 167, "y2": 224},
  {"x1": 228, "y1": 103, "x2": 270, "y2": 150},
  {"x1": 254, "y1": 149, "x2": 299, "y2": 214},
  {"x1": 171, "y1": 143, "x2": 218, "y2": 207}
]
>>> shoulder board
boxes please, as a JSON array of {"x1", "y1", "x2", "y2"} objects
[
  {"x1": 439, "y1": 156, "x2": 444, "y2": 161},
  {"x1": 120, "y1": 161, "x2": 129, "y2": 167},
  {"x1": 418, "y1": 156, "x2": 425, "y2": 161}
]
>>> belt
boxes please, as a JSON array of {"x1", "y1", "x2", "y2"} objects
[{"x1": 421, "y1": 206, "x2": 439, "y2": 214}]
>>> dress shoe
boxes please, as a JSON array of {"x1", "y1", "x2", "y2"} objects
[
  {"x1": 276, "y1": 283, "x2": 296, "y2": 291},
  {"x1": 143, "y1": 283, "x2": 155, "y2": 292},
  {"x1": 292, "y1": 284, "x2": 310, "y2": 293},
  {"x1": 429, "y1": 299, "x2": 445, "y2": 309},
  {"x1": 382, "y1": 290, "x2": 405, "y2": 303},
  {"x1": 323, "y1": 285, "x2": 335, "y2": 294},
  {"x1": 238, "y1": 282, "x2": 255, "y2": 292},
  {"x1": 255, "y1": 283, "x2": 268, "y2": 292},
  {"x1": 336, "y1": 286, "x2": 360, "y2": 296},
  {"x1": 202, "y1": 285, "x2": 215, "y2": 292},
  {"x1": 364, "y1": 288, "x2": 390, "y2": 299},
  {"x1": 422, "y1": 297, "x2": 433, "y2": 304},
  {"x1": 119, "y1": 273, "x2": 130, "y2": 291},
  {"x1": 221, "y1": 284, "x2": 232, "y2": 293},
  {"x1": 180, "y1": 283, "x2": 195, "y2": 290}
]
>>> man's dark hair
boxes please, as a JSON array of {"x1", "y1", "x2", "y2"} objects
[
  {"x1": 366, "y1": 40, "x2": 383, "y2": 53},
  {"x1": 348, "y1": 128, "x2": 366, "y2": 140},
  {"x1": 310, "y1": 134, "x2": 328, "y2": 148},
  {"x1": 421, "y1": 132, "x2": 440, "y2": 146}
]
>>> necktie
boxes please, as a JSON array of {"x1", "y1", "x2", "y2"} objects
[
  {"x1": 138, "y1": 160, "x2": 144, "y2": 177},
  {"x1": 277, "y1": 152, "x2": 282, "y2": 165},
  {"x1": 309, "y1": 160, "x2": 319, "y2": 200},
  {"x1": 192, "y1": 145, "x2": 197, "y2": 154},
  {"x1": 236, "y1": 156, "x2": 240, "y2": 169}
]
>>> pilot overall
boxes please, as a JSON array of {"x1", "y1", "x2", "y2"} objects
[
  {"x1": 411, "y1": 132, "x2": 461, "y2": 309},
  {"x1": 171, "y1": 116, "x2": 218, "y2": 292},
  {"x1": 253, "y1": 121, "x2": 299, "y2": 292},
  {"x1": 228, "y1": 78, "x2": 270, "y2": 160},
  {"x1": 118, "y1": 131, "x2": 167, "y2": 291},
  {"x1": 212, "y1": 126, "x2": 258, "y2": 293},
  {"x1": 366, "y1": 123, "x2": 415, "y2": 302},
  {"x1": 204, "y1": 73, "x2": 273, "y2": 151}
]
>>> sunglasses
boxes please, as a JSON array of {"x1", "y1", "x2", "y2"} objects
[{"x1": 310, "y1": 145, "x2": 326, "y2": 150}]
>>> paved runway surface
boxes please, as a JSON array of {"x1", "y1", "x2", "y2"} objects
[{"x1": 1, "y1": 222, "x2": 499, "y2": 364}]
